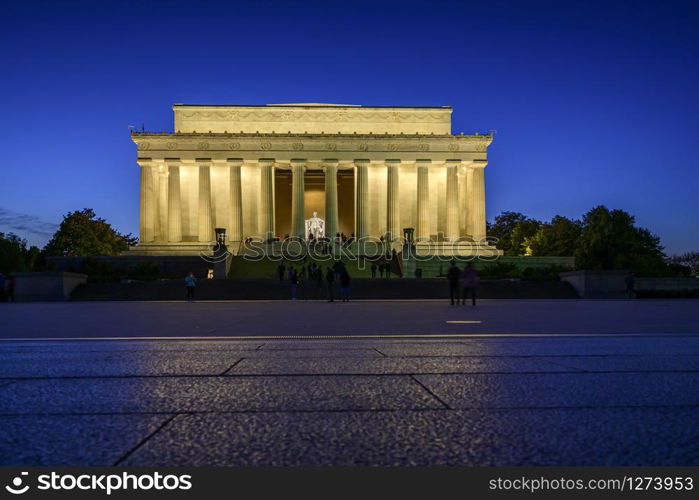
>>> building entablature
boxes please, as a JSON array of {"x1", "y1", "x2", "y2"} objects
[{"x1": 131, "y1": 132, "x2": 492, "y2": 165}]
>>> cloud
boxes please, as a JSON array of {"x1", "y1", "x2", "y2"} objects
[{"x1": 0, "y1": 207, "x2": 58, "y2": 240}]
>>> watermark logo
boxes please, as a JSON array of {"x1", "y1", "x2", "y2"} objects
[
  {"x1": 199, "y1": 235, "x2": 502, "y2": 267},
  {"x1": 5, "y1": 472, "x2": 29, "y2": 495},
  {"x1": 4, "y1": 471, "x2": 193, "y2": 496}
]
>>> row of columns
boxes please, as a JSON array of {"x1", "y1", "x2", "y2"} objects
[
  {"x1": 140, "y1": 160, "x2": 245, "y2": 245},
  {"x1": 139, "y1": 159, "x2": 487, "y2": 244}
]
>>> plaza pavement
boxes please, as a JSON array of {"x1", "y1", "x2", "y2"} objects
[{"x1": 0, "y1": 299, "x2": 698, "y2": 466}]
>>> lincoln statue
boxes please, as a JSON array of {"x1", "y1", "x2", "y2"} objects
[
  {"x1": 129, "y1": 103, "x2": 500, "y2": 256},
  {"x1": 305, "y1": 212, "x2": 325, "y2": 240}
]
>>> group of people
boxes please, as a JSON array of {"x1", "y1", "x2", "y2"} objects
[
  {"x1": 182, "y1": 260, "x2": 478, "y2": 304},
  {"x1": 182, "y1": 257, "x2": 482, "y2": 305},
  {"x1": 447, "y1": 261, "x2": 479, "y2": 306},
  {"x1": 278, "y1": 261, "x2": 351, "y2": 302},
  {"x1": 369, "y1": 261, "x2": 395, "y2": 279}
]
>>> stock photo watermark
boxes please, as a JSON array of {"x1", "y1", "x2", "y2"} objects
[{"x1": 198, "y1": 234, "x2": 502, "y2": 269}]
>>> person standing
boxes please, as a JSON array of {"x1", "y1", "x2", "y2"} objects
[
  {"x1": 340, "y1": 270, "x2": 351, "y2": 302},
  {"x1": 290, "y1": 269, "x2": 299, "y2": 300},
  {"x1": 370, "y1": 262, "x2": 377, "y2": 278},
  {"x1": 625, "y1": 271, "x2": 636, "y2": 299},
  {"x1": 325, "y1": 266, "x2": 335, "y2": 302},
  {"x1": 447, "y1": 260, "x2": 461, "y2": 305},
  {"x1": 0, "y1": 273, "x2": 6, "y2": 302},
  {"x1": 332, "y1": 260, "x2": 343, "y2": 277},
  {"x1": 461, "y1": 263, "x2": 478, "y2": 306},
  {"x1": 277, "y1": 262, "x2": 286, "y2": 281},
  {"x1": 184, "y1": 272, "x2": 197, "y2": 302}
]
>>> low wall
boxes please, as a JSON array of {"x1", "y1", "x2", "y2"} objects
[
  {"x1": 636, "y1": 277, "x2": 699, "y2": 291},
  {"x1": 559, "y1": 270, "x2": 630, "y2": 299},
  {"x1": 11, "y1": 272, "x2": 87, "y2": 301},
  {"x1": 46, "y1": 255, "x2": 212, "y2": 279},
  {"x1": 411, "y1": 255, "x2": 575, "y2": 278},
  {"x1": 497, "y1": 256, "x2": 575, "y2": 269}
]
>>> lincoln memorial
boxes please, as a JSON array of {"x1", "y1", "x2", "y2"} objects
[{"x1": 129, "y1": 103, "x2": 500, "y2": 256}]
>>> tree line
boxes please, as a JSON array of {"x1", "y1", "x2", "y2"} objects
[
  {"x1": 0, "y1": 209, "x2": 135, "y2": 275},
  {"x1": 488, "y1": 205, "x2": 697, "y2": 277},
  {"x1": 1, "y1": 206, "x2": 697, "y2": 277}
]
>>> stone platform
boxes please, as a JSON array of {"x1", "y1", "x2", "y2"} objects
[
  {"x1": 1, "y1": 335, "x2": 697, "y2": 466},
  {"x1": 1, "y1": 300, "x2": 697, "y2": 466}
]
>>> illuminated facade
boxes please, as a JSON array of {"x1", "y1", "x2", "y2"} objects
[{"x1": 130, "y1": 103, "x2": 499, "y2": 256}]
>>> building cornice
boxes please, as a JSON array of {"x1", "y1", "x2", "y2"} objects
[
  {"x1": 173, "y1": 104, "x2": 452, "y2": 110},
  {"x1": 131, "y1": 132, "x2": 490, "y2": 139},
  {"x1": 130, "y1": 133, "x2": 492, "y2": 155}
]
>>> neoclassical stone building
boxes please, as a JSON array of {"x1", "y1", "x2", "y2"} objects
[{"x1": 130, "y1": 103, "x2": 498, "y2": 255}]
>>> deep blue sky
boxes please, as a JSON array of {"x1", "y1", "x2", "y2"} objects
[{"x1": 1, "y1": 0, "x2": 698, "y2": 254}]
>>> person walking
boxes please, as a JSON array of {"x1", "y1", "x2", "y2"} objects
[
  {"x1": 340, "y1": 270, "x2": 351, "y2": 302},
  {"x1": 290, "y1": 269, "x2": 299, "y2": 300},
  {"x1": 461, "y1": 263, "x2": 478, "y2": 306},
  {"x1": 447, "y1": 260, "x2": 461, "y2": 305},
  {"x1": 184, "y1": 272, "x2": 197, "y2": 302},
  {"x1": 370, "y1": 262, "x2": 377, "y2": 278},
  {"x1": 0, "y1": 273, "x2": 6, "y2": 302},
  {"x1": 325, "y1": 266, "x2": 335, "y2": 302},
  {"x1": 378, "y1": 262, "x2": 385, "y2": 279}
]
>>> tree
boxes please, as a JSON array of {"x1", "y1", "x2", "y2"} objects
[
  {"x1": 668, "y1": 252, "x2": 699, "y2": 277},
  {"x1": 574, "y1": 206, "x2": 667, "y2": 275},
  {"x1": 526, "y1": 216, "x2": 582, "y2": 256},
  {"x1": 0, "y1": 232, "x2": 27, "y2": 274},
  {"x1": 510, "y1": 218, "x2": 542, "y2": 256},
  {"x1": 43, "y1": 208, "x2": 137, "y2": 257},
  {"x1": 0, "y1": 232, "x2": 41, "y2": 274},
  {"x1": 488, "y1": 212, "x2": 541, "y2": 256}
]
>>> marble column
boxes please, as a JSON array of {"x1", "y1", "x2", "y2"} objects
[
  {"x1": 197, "y1": 164, "x2": 212, "y2": 242},
  {"x1": 446, "y1": 161, "x2": 460, "y2": 241},
  {"x1": 323, "y1": 160, "x2": 339, "y2": 240},
  {"x1": 167, "y1": 164, "x2": 182, "y2": 242},
  {"x1": 259, "y1": 159, "x2": 275, "y2": 241},
  {"x1": 416, "y1": 160, "x2": 430, "y2": 241},
  {"x1": 386, "y1": 160, "x2": 400, "y2": 241},
  {"x1": 458, "y1": 165, "x2": 468, "y2": 237},
  {"x1": 156, "y1": 166, "x2": 168, "y2": 242},
  {"x1": 228, "y1": 159, "x2": 243, "y2": 244},
  {"x1": 355, "y1": 160, "x2": 369, "y2": 239},
  {"x1": 139, "y1": 162, "x2": 157, "y2": 244},
  {"x1": 290, "y1": 160, "x2": 306, "y2": 238},
  {"x1": 468, "y1": 160, "x2": 487, "y2": 242}
]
